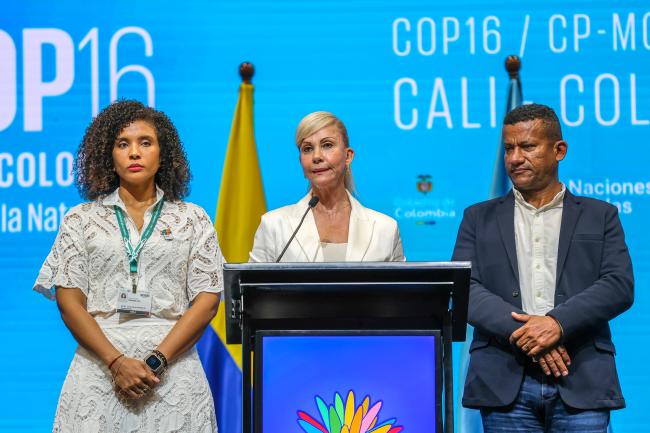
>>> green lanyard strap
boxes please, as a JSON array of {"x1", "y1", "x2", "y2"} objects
[{"x1": 114, "y1": 199, "x2": 164, "y2": 275}]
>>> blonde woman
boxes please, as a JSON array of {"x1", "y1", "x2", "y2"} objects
[{"x1": 249, "y1": 111, "x2": 404, "y2": 263}]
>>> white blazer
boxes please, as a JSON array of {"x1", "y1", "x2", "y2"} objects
[{"x1": 249, "y1": 192, "x2": 405, "y2": 262}]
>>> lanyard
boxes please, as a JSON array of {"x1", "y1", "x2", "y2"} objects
[{"x1": 114, "y1": 199, "x2": 164, "y2": 292}]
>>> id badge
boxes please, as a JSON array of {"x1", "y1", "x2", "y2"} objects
[{"x1": 117, "y1": 286, "x2": 152, "y2": 316}]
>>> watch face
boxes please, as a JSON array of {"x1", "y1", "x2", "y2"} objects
[{"x1": 146, "y1": 355, "x2": 162, "y2": 370}]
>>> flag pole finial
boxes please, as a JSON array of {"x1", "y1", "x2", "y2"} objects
[
  {"x1": 239, "y1": 62, "x2": 255, "y2": 84},
  {"x1": 505, "y1": 55, "x2": 521, "y2": 79}
]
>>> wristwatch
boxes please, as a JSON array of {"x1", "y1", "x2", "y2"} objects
[{"x1": 144, "y1": 349, "x2": 168, "y2": 376}]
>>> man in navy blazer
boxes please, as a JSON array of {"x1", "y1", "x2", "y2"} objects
[{"x1": 453, "y1": 104, "x2": 634, "y2": 432}]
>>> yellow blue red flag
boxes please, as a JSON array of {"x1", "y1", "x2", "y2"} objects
[{"x1": 197, "y1": 79, "x2": 266, "y2": 433}]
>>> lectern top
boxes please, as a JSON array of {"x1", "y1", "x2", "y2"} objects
[{"x1": 224, "y1": 261, "x2": 471, "y2": 271}]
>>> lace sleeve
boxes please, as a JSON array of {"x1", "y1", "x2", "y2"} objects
[
  {"x1": 186, "y1": 206, "x2": 224, "y2": 301},
  {"x1": 33, "y1": 208, "x2": 89, "y2": 300}
]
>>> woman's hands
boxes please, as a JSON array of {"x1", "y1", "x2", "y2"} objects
[
  {"x1": 109, "y1": 291, "x2": 220, "y2": 402},
  {"x1": 111, "y1": 356, "x2": 160, "y2": 400}
]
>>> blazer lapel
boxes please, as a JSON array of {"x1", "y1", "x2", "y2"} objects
[
  {"x1": 346, "y1": 193, "x2": 374, "y2": 261},
  {"x1": 556, "y1": 191, "x2": 581, "y2": 287},
  {"x1": 293, "y1": 193, "x2": 322, "y2": 262},
  {"x1": 496, "y1": 191, "x2": 520, "y2": 283}
]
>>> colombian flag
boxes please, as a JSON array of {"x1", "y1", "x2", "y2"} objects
[{"x1": 196, "y1": 77, "x2": 266, "y2": 433}]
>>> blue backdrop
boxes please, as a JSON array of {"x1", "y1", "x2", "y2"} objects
[{"x1": 1, "y1": 1, "x2": 648, "y2": 431}]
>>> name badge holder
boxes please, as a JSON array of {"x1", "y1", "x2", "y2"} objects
[{"x1": 114, "y1": 199, "x2": 164, "y2": 316}]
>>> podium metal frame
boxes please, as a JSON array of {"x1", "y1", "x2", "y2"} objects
[{"x1": 223, "y1": 261, "x2": 470, "y2": 433}]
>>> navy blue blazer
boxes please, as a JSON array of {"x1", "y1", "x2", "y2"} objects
[{"x1": 452, "y1": 190, "x2": 634, "y2": 410}]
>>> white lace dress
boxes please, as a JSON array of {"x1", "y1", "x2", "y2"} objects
[{"x1": 34, "y1": 187, "x2": 223, "y2": 433}]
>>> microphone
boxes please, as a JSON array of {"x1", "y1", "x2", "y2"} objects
[{"x1": 276, "y1": 196, "x2": 319, "y2": 262}]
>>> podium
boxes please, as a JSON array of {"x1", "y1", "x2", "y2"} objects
[{"x1": 223, "y1": 261, "x2": 470, "y2": 433}]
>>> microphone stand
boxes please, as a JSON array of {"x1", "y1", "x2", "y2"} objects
[{"x1": 276, "y1": 196, "x2": 319, "y2": 262}]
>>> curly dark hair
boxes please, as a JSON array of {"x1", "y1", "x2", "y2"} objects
[
  {"x1": 503, "y1": 103, "x2": 563, "y2": 141},
  {"x1": 75, "y1": 100, "x2": 191, "y2": 201}
]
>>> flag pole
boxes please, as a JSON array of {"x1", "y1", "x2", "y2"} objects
[
  {"x1": 505, "y1": 55, "x2": 522, "y2": 111},
  {"x1": 457, "y1": 55, "x2": 523, "y2": 433},
  {"x1": 239, "y1": 61, "x2": 254, "y2": 84},
  {"x1": 505, "y1": 54, "x2": 521, "y2": 78},
  {"x1": 488, "y1": 55, "x2": 522, "y2": 199}
]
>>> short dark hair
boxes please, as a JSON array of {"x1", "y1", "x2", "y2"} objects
[
  {"x1": 503, "y1": 103, "x2": 563, "y2": 141},
  {"x1": 75, "y1": 100, "x2": 191, "y2": 201}
]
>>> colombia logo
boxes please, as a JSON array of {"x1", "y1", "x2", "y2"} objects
[
  {"x1": 416, "y1": 174, "x2": 432, "y2": 194},
  {"x1": 297, "y1": 390, "x2": 403, "y2": 433}
]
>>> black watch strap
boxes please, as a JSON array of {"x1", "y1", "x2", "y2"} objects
[{"x1": 152, "y1": 349, "x2": 168, "y2": 368}]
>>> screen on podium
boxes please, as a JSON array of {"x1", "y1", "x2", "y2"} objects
[{"x1": 255, "y1": 331, "x2": 441, "y2": 433}]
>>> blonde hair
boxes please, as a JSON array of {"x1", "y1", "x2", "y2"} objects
[{"x1": 295, "y1": 111, "x2": 355, "y2": 193}]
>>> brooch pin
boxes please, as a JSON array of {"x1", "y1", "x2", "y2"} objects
[{"x1": 161, "y1": 228, "x2": 173, "y2": 241}]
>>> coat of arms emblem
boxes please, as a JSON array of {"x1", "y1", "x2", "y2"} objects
[{"x1": 416, "y1": 174, "x2": 432, "y2": 194}]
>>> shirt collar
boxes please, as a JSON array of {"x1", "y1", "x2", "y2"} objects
[
  {"x1": 101, "y1": 185, "x2": 165, "y2": 212},
  {"x1": 513, "y1": 183, "x2": 565, "y2": 213}
]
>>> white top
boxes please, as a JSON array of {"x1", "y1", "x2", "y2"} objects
[
  {"x1": 320, "y1": 242, "x2": 348, "y2": 261},
  {"x1": 249, "y1": 191, "x2": 405, "y2": 263},
  {"x1": 33, "y1": 186, "x2": 225, "y2": 319},
  {"x1": 513, "y1": 185, "x2": 565, "y2": 315}
]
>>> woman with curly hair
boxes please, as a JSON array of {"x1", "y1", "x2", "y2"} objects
[{"x1": 34, "y1": 100, "x2": 222, "y2": 432}]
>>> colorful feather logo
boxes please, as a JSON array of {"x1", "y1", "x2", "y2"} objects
[{"x1": 297, "y1": 391, "x2": 403, "y2": 433}]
